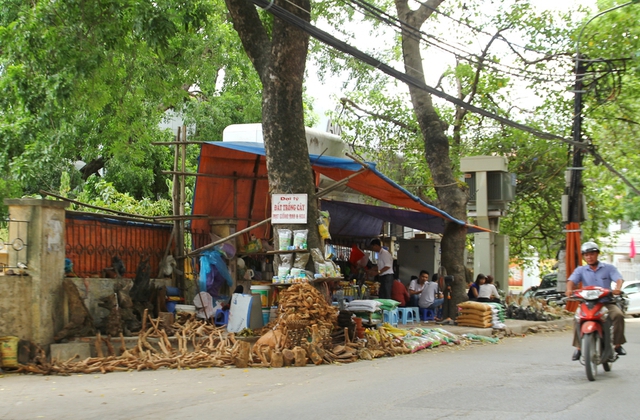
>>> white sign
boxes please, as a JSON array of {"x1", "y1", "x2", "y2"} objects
[{"x1": 272, "y1": 194, "x2": 308, "y2": 224}]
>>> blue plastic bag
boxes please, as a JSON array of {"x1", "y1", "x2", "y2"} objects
[{"x1": 199, "y1": 250, "x2": 233, "y2": 298}]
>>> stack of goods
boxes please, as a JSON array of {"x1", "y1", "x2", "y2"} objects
[
  {"x1": 374, "y1": 299, "x2": 400, "y2": 312},
  {"x1": 345, "y1": 299, "x2": 382, "y2": 312},
  {"x1": 456, "y1": 301, "x2": 493, "y2": 328},
  {"x1": 487, "y1": 303, "x2": 506, "y2": 329},
  {"x1": 345, "y1": 299, "x2": 383, "y2": 325}
]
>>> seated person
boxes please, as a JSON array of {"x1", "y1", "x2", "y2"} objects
[
  {"x1": 467, "y1": 274, "x2": 486, "y2": 301},
  {"x1": 408, "y1": 272, "x2": 428, "y2": 307},
  {"x1": 391, "y1": 277, "x2": 410, "y2": 307},
  {"x1": 477, "y1": 275, "x2": 501, "y2": 303},
  {"x1": 418, "y1": 272, "x2": 444, "y2": 315}
]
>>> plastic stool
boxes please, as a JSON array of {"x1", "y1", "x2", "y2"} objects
[
  {"x1": 407, "y1": 307, "x2": 420, "y2": 323},
  {"x1": 214, "y1": 309, "x2": 229, "y2": 326},
  {"x1": 420, "y1": 307, "x2": 437, "y2": 322},
  {"x1": 383, "y1": 308, "x2": 399, "y2": 326},
  {"x1": 397, "y1": 307, "x2": 415, "y2": 324}
]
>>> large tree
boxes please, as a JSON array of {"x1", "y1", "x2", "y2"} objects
[
  {"x1": 392, "y1": 0, "x2": 468, "y2": 316},
  {"x1": 223, "y1": 0, "x2": 322, "y2": 252}
]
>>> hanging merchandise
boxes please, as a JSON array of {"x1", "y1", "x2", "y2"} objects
[
  {"x1": 199, "y1": 250, "x2": 233, "y2": 298},
  {"x1": 317, "y1": 211, "x2": 331, "y2": 241}
]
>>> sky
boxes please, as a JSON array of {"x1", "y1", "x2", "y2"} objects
[{"x1": 306, "y1": 0, "x2": 597, "y2": 130}]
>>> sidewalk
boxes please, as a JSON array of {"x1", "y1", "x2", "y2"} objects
[{"x1": 403, "y1": 317, "x2": 574, "y2": 337}]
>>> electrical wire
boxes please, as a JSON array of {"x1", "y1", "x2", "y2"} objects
[
  {"x1": 249, "y1": 0, "x2": 640, "y2": 195},
  {"x1": 343, "y1": 0, "x2": 577, "y2": 84}
]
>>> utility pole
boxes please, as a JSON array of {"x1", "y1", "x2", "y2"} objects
[{"x1": 559, "y1": 0, "x2": 639, "y2": 292}]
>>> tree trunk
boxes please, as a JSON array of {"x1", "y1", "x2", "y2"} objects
[
  {"x1": 396, "y1": 0, "x2": 468, "y2": 319},
  {"x1": 224, "y1": 0, "x2": 321, "y2": 257}
]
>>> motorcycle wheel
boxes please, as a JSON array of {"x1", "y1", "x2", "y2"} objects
[
  {"x1": 603, "y1": 361, "x2": 611, "y2": 372},
  {"x1": 582, "y1": 332, "x2": 599, "y2": 381}
]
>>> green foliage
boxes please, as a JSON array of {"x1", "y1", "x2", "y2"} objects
[
  {"x1": 75, "y1": 175, "x2": 173, "y2": 216},
  {"x1": 0, "y1": 0, "x2": 263, "y2": 212},
  {"x1": 312, "y1": 0, "x2": 640, "y2": 263}
]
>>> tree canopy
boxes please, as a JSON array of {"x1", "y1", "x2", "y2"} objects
[{"x1": 1, "y1": 0, "x2": 638, "y2": 265}]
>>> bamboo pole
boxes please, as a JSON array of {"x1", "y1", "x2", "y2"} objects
[{"x1": 161, "y1": 171, "x2": 268, "y2": 180}]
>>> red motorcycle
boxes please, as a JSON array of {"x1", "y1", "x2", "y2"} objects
[{"x1": 572, "y1": 286, "x2": 621, "y2": 381}]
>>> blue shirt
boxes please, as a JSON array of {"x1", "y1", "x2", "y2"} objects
[{"x1": 568, "y1": 262, "x2": 623, "y2": 289}]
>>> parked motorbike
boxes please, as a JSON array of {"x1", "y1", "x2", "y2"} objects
[{"x1": 571, "y1": 286, "x2": 624, "y2": 381}]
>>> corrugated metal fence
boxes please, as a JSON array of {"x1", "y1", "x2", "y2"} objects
[{"x1": 65, "y1": 212, "x2": 173, "y2": 278}]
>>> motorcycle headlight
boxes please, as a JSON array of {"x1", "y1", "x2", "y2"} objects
[{"x1": 578, "y1": 289, "x2": 604, "y2": 300}]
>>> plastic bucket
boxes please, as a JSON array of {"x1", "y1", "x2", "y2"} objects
[
  {"x1": 0, "y1": 336, "x2": 19, "y2": 368},
  {"x1": 166, "y1": 301, "x2": 177, "y2": 313},
  {"x1": 250, "y1": 285, "x2": 271, "y2": 308},
  {"x1": 262, "y1": 309, "x2": 270, "y2": 326},
  {"x1": 175, "y1": 304, "x2": 196, "y2": 314}
]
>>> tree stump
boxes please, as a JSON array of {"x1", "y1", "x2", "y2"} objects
[{"x1": 233, "y1": 340, "x2": 251, "y2": 368}]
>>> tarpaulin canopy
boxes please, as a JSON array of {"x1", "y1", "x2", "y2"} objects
[
  {"x1": 320, "y1": 199, "x2": 485, "y2": 238},
  {"x1": 191, "y1": 141, "x2": 486, "y2": 241}
]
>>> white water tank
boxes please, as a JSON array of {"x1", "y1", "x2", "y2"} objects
[{"x1": 222, "y1": 123, "x2": 349, "y2": 158}]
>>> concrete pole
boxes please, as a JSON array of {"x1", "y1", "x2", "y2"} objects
[{"x1": 3, "y1": 199, "x2": 69, "y2": 346}]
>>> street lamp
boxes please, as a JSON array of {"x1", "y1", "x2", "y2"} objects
[{"x1": 564, "y1": 0, "x2": 640, "y2": 281}]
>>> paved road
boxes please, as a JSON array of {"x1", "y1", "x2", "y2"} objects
[{"x1": 1, "y1": 318, "x2": 638, "y2": 420}]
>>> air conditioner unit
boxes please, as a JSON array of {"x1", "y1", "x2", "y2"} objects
[{"x1": 465, "y1": 172, "x2": 516, "y2": 211}]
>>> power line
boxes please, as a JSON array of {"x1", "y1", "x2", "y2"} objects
[
  {"x1": 344, "y1": 0, "x2": 577, "y2": 84},
  {"x1": 250, "y1": 0, "x2": 640, "y2": 195}
]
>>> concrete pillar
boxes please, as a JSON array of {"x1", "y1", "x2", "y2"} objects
[
  {"x1": 473, "y1": 232, "x2": 493, "y2": 279},
  {"x1": 494, "y1": 234, "x2": 509, "y2": 293},
  {"x1": 4, "y1": 198, "x2": 68, "y2": 346}
]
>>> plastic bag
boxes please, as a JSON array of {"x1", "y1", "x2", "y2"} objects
[
  {"x1": 278, "y1": 229, "x2": 292, "y2": 251},
  {"x1": 294, "y1": 252, "x2": 310, "y2": 269},
  {"x1": 199, "y1": 250, "x2": 233, "y2": 298},
  {"x1": 310, "y1": 248, "x2": 325, "y2": 264},
  {"x1": 317, "y1": 211, "x2": 331, "y2": 241},
  {"x1": 293, "y1": 229, "x2": 308, "y2": 250}
]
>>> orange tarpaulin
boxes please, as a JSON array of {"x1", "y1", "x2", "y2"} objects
[
  {"x1": 191, "y1": 142, "x2": 489, "y2": 244},
  {"x1": 565, "y1": 221, "x2": 582, "y2": 278}
]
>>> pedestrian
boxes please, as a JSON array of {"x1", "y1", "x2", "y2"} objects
[{"x1": 369, "y1": 238, "x2": 394, "y2": 299}]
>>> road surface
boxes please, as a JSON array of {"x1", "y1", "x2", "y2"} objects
[{"x1": 1, "y1": 318, "x2": 638, "y2": 419}]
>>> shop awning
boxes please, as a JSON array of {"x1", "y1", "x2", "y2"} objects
[
  {"x1": 191, "y1": 141, "x2": 487, "y2": 242},
  {"x1": 320, "y1": 199, "x2": 485, "y2": 238}
]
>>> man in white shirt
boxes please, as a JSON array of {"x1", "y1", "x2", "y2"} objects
[
  {"x1": 419, "y1": 272, "x2": 443, "y2": 313},
  {"x1": 408, "y1": 272, "x2": 428, "y2": 307},
  {"x1": 370, "y1": 238, "x2": 394, "y2": 299}
]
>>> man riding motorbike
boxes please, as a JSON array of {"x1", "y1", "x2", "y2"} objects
[{"x1": 566, "y1": 241, "x2": 627, "y2": 361}]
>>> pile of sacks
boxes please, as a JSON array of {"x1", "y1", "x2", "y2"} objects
[
  {"x1": 487, "y1": 302, "x2": 506, "y2": 329},
  {"x1": 456, "y1": 301, "x2": 493, "y2": 328}
]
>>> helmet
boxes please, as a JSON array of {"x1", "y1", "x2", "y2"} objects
[{"x1": 581, "y1": 241, "x2": 600, "y2": 254}]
